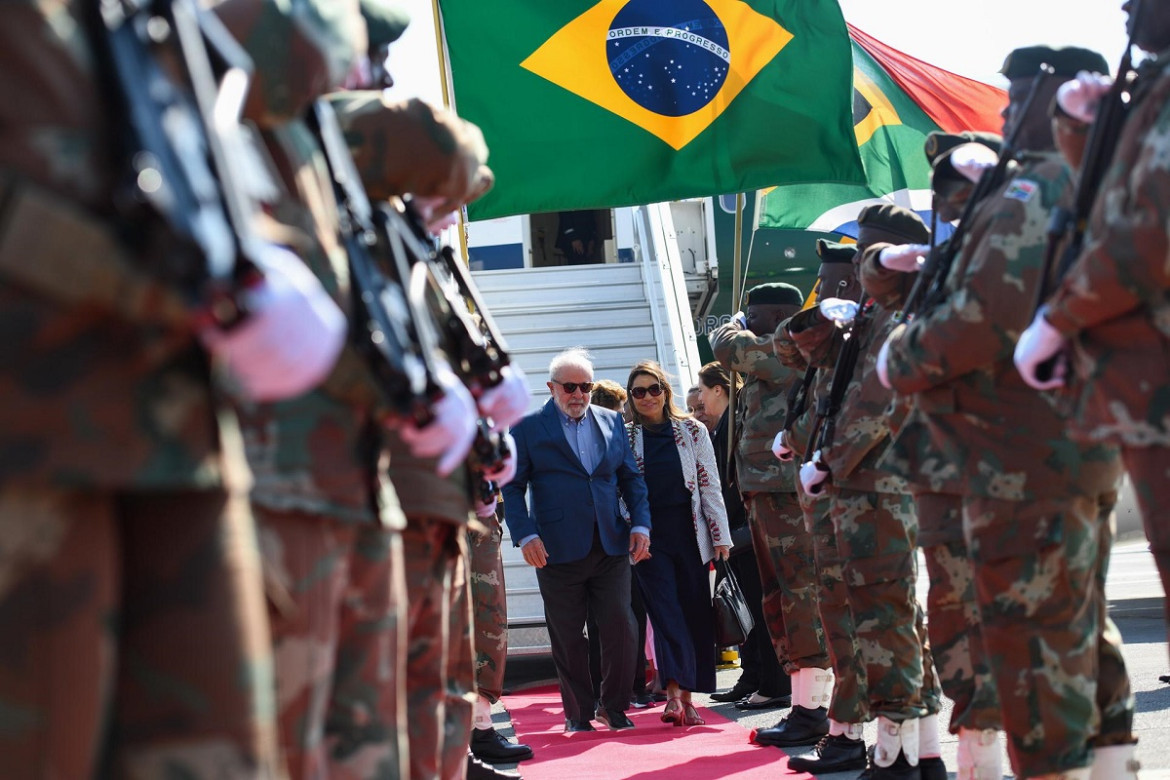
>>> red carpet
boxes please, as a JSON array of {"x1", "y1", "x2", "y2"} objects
[{"x1": 504, "y1": 686, "x2": 812, "y2": 779}]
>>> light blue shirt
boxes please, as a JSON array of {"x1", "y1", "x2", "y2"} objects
[{"x1": 520, "y1": 403, "x2": 649, "y2": 548}]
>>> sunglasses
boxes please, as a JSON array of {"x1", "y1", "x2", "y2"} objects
[
  {"x1": 630, "y1": 384, "x2": 664, "y2": 400},
  {"x1": 553, "y1": 380, "x2": 593, "y2": 394}
]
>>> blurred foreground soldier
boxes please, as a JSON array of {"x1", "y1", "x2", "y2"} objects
[
  {"x1": 331, "y1": 70, "x2": 523, "y2": 779},
  {"x1": 212, "y1": 0, "x2": 414, "y2": 775},
  {"x1": 787, "y1": 207, "x2": 944, "y2": 779},
  {"x1": 468, "y1": 500, "x2": 535, "y2": 765},
  {"x1": 773, "y1": 240, "x2": 871, "y2": 775},
  {"x1": 0, "y1": 1, "x2": 361, "y2": 775},
  {"x1": 1017, "y1": 0, "x2": 1170, "y2": 688},
  {"x1": 883, "y1": 43, "x2": 1135, "y2": 780},
  {"x1": 710, "y1": 284, "x2": 826, "y2": 741}
]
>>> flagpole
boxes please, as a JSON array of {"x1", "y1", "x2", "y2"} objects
[
  {"x1": 726, "y1": 192, "x2": 746, "y2": 473},
  {"x1": 429, "y1": 0, "x2": 471, "y2": 264}
]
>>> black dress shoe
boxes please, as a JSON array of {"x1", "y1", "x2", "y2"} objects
[
  {"x1": 471, "y1": 728, "x2": 535, "y2": 764},
  {"x1": 787, "y1": 734, "x2": 868, "y2": 774},
  {"x1": 710, "y1": 678, "x2": 758, "y2": 703},
  {"x1": 734, "y1": 694, "x2": 792, "y2": 710},
  {"x1": 631, "y1": 692, "x2": 656, "y2": 708},
  {"x1": 564, "y1": 718, "x2": 595, "y2": 733},
  {"x1": 753, "y1": 705, "x2": 829, "y2": 747},
  {"x1": 467, "y1": 751, "x2": 522, "y2": 779},
  {"x1": 918, "y1": 756, "x2": 947, "y2": 780},
  {"x1": 856, "y1": 747, "x2": 921, "y2": 779},
  {"x1": 596, "y1": 708, "x2": 635, "y2": 731}
]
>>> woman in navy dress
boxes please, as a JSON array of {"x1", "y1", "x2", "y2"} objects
[{"x1": 625, "y1": 361, "x2": 731, "y2": 726}]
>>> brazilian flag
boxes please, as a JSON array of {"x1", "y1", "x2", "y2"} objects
[
  {"x1": 758, "y1": 25, "x2": 1006, "y2": 236},
  {"x1": 438, "y1": 0, "x2": 866, "y2": 219}
]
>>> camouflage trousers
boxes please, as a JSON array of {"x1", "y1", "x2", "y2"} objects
[
  {"x1": 0, "y1": 486, "x2": 282, "y2": 779},
  {"x1": 917, "y1": 493, "x2": 1000, "y2": 734},
  {"x1": 746, "y1": 490, "x2": 829, "y2": 673},
  {"x1": 1120, "y1": 445, "x2": 1170, "y2": 656},
  {"x1": 830, "y1": 487, "x2": 940, "y2": 721},
  {"x1": 963, "y1": 491, "x2": 1135, "y2": 777},
  {"x1": 403, "y1": 516, "x2": 474, "y2": 780},
  {"x1": 468, "y1": 514, "x2": 508, "y2": 704},
  {"x1": 255, "y1": 507, "x2": 407, "y2": 779},
  {"x1": 799, "y1": 485, "x2": 868, "y2": 724}
]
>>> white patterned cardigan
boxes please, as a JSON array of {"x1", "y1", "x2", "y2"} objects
[{"x1": 625, "y1": 417, "x2": 731, "y2": 565}]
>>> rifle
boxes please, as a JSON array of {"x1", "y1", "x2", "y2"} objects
[
  {"x1": 307, "y1": 100, "x2": 440, "y2": 425},
  {"x1": 1032, "y1": 0, "x2": 1142, "y2": 381},
  {"x1": 373, "y1": 198, "x2": 514, "y2": 500},
  {"x1": 89, "y1": 0, "x2": 272, "y2": 325},
  {"x1": 801, "y1": 300, "x2": 867, "y2": 494},
  {"x1": 900, "y1": 64, "x2": 1054, "y2": 322}
]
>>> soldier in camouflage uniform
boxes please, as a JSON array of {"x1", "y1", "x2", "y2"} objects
[
  {"x1": 786, "y1": 206, "x2": 944, "y2": 780},
  {"x1": 1018, "y1": 1, "x2": 1170, "y2": 715},
  {"x1": 468, "y1": 501, "x2": 534, "y2": 765},
  {"x1": 211, "y1": 1, "x2": 418, "y2": 776},
  {"x1": 709, "y1": 284, "x2": 833, "y2": 747},
  {"x1": 772, "y1": 240, "x2": 871, "y2": 775},
  {"x1": 860, "y1": 133, "x2": 1008, "y2": 780},
  {"x1": 329, "y1": 85, "x2": 515, "y2": 779},
  {"x1": 0, "y1": 2, "x2": 358, "y2": 775},
  {"x1": 882, "y1": 45, "x2": 1136, "y2": 780}
]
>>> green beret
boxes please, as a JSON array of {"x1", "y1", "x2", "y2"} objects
[
  {"x1": 745, "y1": 282, "x2": 804, "y2": 307},
  {"x1": 816, "y1": 239, "x2": 857, "y2": 265},
  {"x1": 361, "y1": 0, "x2": 410, "y2": 50},
  {"x1": 856, "y1": 204, "x2": 930, "y2": 244},
  {"x1": 924, "y1": 131, "x2": 1003, "y2": 165},
  {"x1": 1000, "y1": 46, "x2": 1110, "y2": 80}
]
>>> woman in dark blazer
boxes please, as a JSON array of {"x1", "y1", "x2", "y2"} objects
[{"x1": 625, "y1": 361, "x2": 731, "y2": 726}]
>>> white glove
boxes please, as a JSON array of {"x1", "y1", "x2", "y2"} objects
[
  {"x1": 771, "y1": 430, "x2": 794, "y2": 461},
  {"x1": 1057, "y1": 71, "x2": 1113, "y2": 123},
  {"x1": 200, "y1": 243, "x2": 346, "y2": 402},
  {"x1": 1014, "y1": 308, "x2": 1068, "y2": 390},
  {"x1": 398, "y1": 362, "x2": 478, "y2": 476},
  {"x1": 800, "y1": 455, "x2": 830, "y2": 495},
  {"x1": 732, "y1": 311, "x2": 748, "y2": 329},
  {"x1": 474, "y1": 496, "x2": 499, "y2": 518},
  {"x1": 950, "y1": 142, "x2": 999, "y2": 184},
  {"x1": 482, "y1": 431, "x2": 517, "y2": 486},
  {"x1": 818, "y1": 297, "x2": 859, "y2": 326},
  {"x1": 876, "y1": 337, "x2": 893, "y2": 389},
  {"x1": 878, "y1": 244, "x2": 930, "y2": 273},
  {"x1": 477, "y1": 365, "x2": 531, "y2": 430}
]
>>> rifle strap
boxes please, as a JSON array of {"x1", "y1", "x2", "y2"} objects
[{"x1": 783, "y1": 365, "x2": 817, "y2": 431}]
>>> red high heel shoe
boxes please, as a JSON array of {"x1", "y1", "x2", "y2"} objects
[
  {"x1": 660, "y1": 697, "x2": 684, "y2": 726},
  {"x1": 682, "y1": 702, "x2": 705, "y2": 726}
]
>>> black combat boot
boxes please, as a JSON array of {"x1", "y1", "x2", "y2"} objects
[{"x1": 753, "y1": 704, "x2": 829, "y2": 747}]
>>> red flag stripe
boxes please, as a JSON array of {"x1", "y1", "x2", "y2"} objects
[{"x1": 848, "y1": 23, "x2": 1008, "y2": 135}]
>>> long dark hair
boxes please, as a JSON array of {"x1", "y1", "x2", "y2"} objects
[
  {"x1": 697, "y1": 361, "x2": 740, "y2": 394},
  {"x1": 626, "y1": 360, "x2": 689, "y2": 426}
]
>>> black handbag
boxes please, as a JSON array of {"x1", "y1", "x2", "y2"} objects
[{"x1": 712, "y1": 560, "x2": 755, "y2": 647}]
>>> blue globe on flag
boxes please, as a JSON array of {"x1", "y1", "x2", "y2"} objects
[{"x1": 607, "y1": 0, "x2": 730, "y2": 117}]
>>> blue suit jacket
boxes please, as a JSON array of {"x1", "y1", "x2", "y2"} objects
[{"x1": 503, "y1": 400, "x2": 651, "y2": 565}]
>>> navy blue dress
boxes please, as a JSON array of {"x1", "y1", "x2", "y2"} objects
[{"x1": 633, "y1": 421, "x2": 717, "y2": 693}]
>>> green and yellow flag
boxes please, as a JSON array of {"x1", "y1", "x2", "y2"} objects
[{"x1": 438, "y1": 0, "x2": 866, "y2": 219}]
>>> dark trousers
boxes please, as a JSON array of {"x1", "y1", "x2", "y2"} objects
[
  {"x1": 730, "y1": 550, "x2": 789, "y2": 697},
  {"x1": 588, "y1": 576, "x2": 648, "y2": 699},
  {"x1": 536, "y1": 529, "x2": 636, "y2": 720}
]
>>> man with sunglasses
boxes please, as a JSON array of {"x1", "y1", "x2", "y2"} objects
[{"x1": 503, "y1": 348, "x2": 652, "y2": 734}]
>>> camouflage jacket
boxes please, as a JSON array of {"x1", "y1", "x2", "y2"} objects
[
  {"x1": 1045, "y1": 54, "x2": 1170, "y2": 448},
  {"x1": 789, "y1": 304, "x2": 908, "y2": 494},
  {"x1": 860, "y1": 235, "x2": 967, "y2": 495},
  {"x1": 709, "y1": 322, "x2": 798, "y2": 493},
  {"x1": 883, "y1": 154, "x2": 1121, "y2": 500},
  {"x1": 0, "y1": 3, "x2": 235, "y2": 490},
  {"x1": 236, "y1": 118, "x2": 406, "y2": 526},
  {"x1": 772, "y1": 312, "x2": 823, "y2": 460}
]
